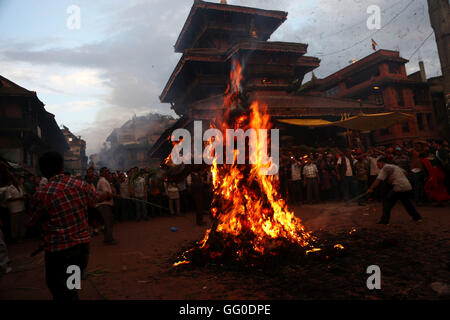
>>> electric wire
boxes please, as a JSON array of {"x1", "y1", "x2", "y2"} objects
[{"x1": 315, "y1": 0, "x2": 418, "y2": 57}]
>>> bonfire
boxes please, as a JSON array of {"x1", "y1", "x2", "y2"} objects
[{"x1": 173, "y1": 59, "x2": 322, "y2": 267}]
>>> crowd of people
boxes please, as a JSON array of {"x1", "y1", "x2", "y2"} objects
[
  {"x1": 0, "y1": 152, "x2": 215, "y2": 299},
  {"x1": 276, "y1": 139, "x2": 450, "y2": 207},
  {"x1": 83, "y1": 164, "x2": 214, "y2": 237},
  {"x1": 1, "y1": 139, "x2": 449, "y2": 243},
  {"x1": 0, "y1": 138, "x2": 449, "y2": 299},
  {"x1": 1, "y1": 139, "x2": 449, "y2": 245},
  {"x1": 0, "y1": 161, "x2": 215, "y2": 246}
]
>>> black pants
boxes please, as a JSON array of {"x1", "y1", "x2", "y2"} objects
[
  {"x1": 175, "y1": 190, "x2": 185, "y2": 213},
  {"x1": 306, "y1": 178, "x2": 320, "y2": 203},
  {"x1": 357, "y1": 180, "x2": 368, "y2": 204},
  {"x1": 97, "y1": 205, "x2": 115, "y2": 243},
  {"x1": 380, "y1": 190, "x2": 422, "y2": 224},
  {"x1": 45, "y1": 243, "x2": 89, "y2": 300},
  {"x1": 113, "y1": 198, "x2": 122, "y2": 221},
  {"x1": 0, "y1": 207, "x2": 11, "y2": 243},
  {"x1": 342, "y1": 176, "x2": 356, "y2": 201},
  {"x1": 288, "y1": 180, "x2": 303, "y2": 204},
  {"x1": 149, "y1": 194, "x2": 163, "y2": 216}
]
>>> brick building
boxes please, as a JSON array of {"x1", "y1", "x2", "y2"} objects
[
  {"x1": 0, "y1": 75, "x2": 68, "y2": 175},
  {"x1": 300, "y1": 49, "x2": 442, "y2": 145}
]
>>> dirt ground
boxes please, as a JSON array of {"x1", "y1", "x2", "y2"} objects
[{"x1": 1, "y1": 200, "x2": 449, "y2": 300}]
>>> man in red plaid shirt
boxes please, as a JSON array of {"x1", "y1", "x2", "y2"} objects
[{"x1": 30, "y1": 152, "x2": 111, "y2": 300}]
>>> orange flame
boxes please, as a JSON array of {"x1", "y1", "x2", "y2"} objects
[
  {"x1": 163, "y1": 136, "x2": 184, "y2": 166},
  {"x1": 199, "y1": 59, "x2": 312, "y2": 256}
]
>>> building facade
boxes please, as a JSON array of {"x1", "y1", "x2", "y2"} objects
[
  {"x1": 102, "y1": 114, "x2": 176, "y2": 170},
  {"x1": 61, "y1": 126, "x2": 88, "y2": 177},
  {"x1": 301, "y1": 50, "x2": 442, "y2": 145},
  {"x1": 428, "y1": 0, "x2": 450, "y2": 114},
  {"x1": 0, "y1": 75, "x2": 68, "y2": 175}
]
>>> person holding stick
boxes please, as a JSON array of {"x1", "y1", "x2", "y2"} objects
[
  {"x1": 30, "y1": 152, "x2": 109, "y2": 300},
  {"x1": 367, "y1": 157, "x2": 423, "y2": 225}
]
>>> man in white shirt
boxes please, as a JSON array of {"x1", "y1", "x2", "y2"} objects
[
  {"x1": 118, "y1": 173, "x2": 131, "y2": 221},
  {"x1": 368, "y1": 149, "x2": 382, "y2": 200},
  {"x1": 167, "y1": 182, "x2": 181, "y2": 216},
  {"x1": 289, "y1": 158, "x2": 303, "y2": 204},
  {"x1": 368, "y1": 158, "x2": 422, "y2": 225},
  {"x1": 368, "y1": 152, "x2": 381, "y2": 176},
  {"x1": 133, "y1": 171, "x2": 148, "y2": 221},
  {"x1": 96, "y1": 168, "x2": 118, "y2": 245}
]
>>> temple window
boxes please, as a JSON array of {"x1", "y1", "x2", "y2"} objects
[
  {"x1": 388, "y1": 62, "x2": 401, "y2": 74},
  {"x1": 375, "y1": 93, "x2": 384, "y2": 105},
  {"x1": 402, "y1": 121, "x2": 410, "y2": 132},
  {"x1": 417, "y1": 113, "x2": 424, "y2": 131},
  {"x1": 380, "y1": 128, "x2": 390, "y2": 136},
  {"x1": 426, "y1": 113, "x2": 434, "y2": 130}
]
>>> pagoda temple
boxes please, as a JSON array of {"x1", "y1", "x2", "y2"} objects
[
  {"x1": 159, "y1": 0, "x2": 381, "y2": 119},
  {"x1": 150, "y1": 0, "x2": 381, "y2": 158}
]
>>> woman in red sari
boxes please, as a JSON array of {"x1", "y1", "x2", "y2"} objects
[{"x1": 422, "y1": 156, "x2": 450, "y2": 203}]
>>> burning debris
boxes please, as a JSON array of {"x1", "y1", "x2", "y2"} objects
[{"x1": 172, "y1": 59, "x2": 327, "y2": 267}]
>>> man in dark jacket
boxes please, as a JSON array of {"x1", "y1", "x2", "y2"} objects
[{"x1": 337, "y1": 150, "x2": 356, "y2": 201}]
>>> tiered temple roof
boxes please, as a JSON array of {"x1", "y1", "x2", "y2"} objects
[
  {"x1": 174, "y1": 0, "x2": 287, "y2": 53},
  {"x1": 160, "y1": 1, "x2": 328, "y2": 119}
]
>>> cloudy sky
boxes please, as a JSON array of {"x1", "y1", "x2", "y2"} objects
[{"x1": 0, "y1": 0, "x2": 440, "y2": 155}]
